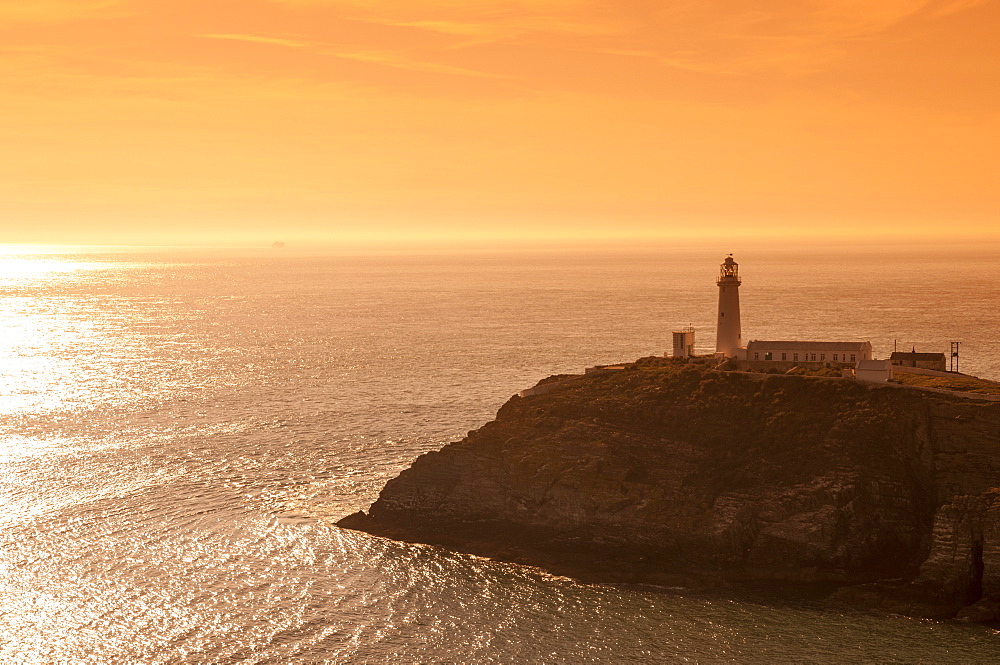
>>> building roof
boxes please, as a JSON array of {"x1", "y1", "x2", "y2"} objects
[
  {"x1": 857, "y1": 359, "x2": 892, "y2": 371},
  {"x1": 890, "y1": 352, "x2": 946, "y2": 361},
  {"x1": 745, "y1": 340, "x2": 871, "y2": 351}
]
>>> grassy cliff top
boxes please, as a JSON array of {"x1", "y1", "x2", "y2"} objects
[{"x1": 893, "y1": 371, "x2": 1000, "y2": 395}]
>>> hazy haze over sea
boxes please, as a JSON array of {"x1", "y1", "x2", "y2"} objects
[{"x1": 2, "y1": 244, "x2": 999, "y2": 664}]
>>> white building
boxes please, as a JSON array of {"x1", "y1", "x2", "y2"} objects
[
  {"x1": 855, "y1": 359, "x2": 894, "y2": 383},
  {"x1": 744, "y1": 340, "x2": 873, "y2": 365},
  {"x1": 671, "y1": 328, "x2": 695, "y2": 358},
  {"x1": 889, "y1": 351, "x2": 947, "y2": 371}
]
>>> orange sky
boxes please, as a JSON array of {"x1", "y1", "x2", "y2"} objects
[{"x1": 2, "y1": 0, "x2": 998, "y2": 246}]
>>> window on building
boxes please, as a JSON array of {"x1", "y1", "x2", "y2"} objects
[
  {"x1": 850, "y1": 354, "x2": 857, "y2": 362},
  {"x1": 754, "y1": 353, "x2": 759, "y2": 360},
  {"x1": 781, "y1": 353, "x2": 787, "y2": 361},
  {"x1": 810, "y1": 354, "x2": 817, "y2": 361},
  {"x1": 793, "y1": 353, "x2": 798, "y2": 361},
  {"x1": 833, "y1": 354, "x2": 839, "y2": 362},
  {"x1": 765, "y1": 352, "x2": 773, "y2": 360},
  {"x1": 820, "y1": 354, "x2": 825, "y2": 361}
]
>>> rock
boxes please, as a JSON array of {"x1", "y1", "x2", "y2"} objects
[
  {"x1": 338, "y1": 357, "x2": 1000, "y2": 624},
  {"x1": 957, "y1": 599, "x2": 1000, "y2": 623},
  {"x1": 875, "y1": 489, "x2": 1000, "y2": 623}
]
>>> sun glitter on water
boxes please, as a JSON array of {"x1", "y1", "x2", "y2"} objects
[{"x1": 0, "y1": 251, "x2": 109, "y2": 417}]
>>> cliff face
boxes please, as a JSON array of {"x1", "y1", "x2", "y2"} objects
[{"x1": 339, "y1": 359, "x2": 1000, "y2": 622}]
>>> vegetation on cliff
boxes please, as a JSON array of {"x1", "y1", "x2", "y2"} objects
[
  {"x1": 894, "y1": 371, "x2": 1000, "y2": 395},
  {"x1": 339, "y1": 357, "x2": 1000, "y2": 624}
]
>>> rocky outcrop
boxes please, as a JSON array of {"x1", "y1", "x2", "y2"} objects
[
  {"x1": 338, "y1": 358, "x2": 1000, "y2": 623},
  {"x1": 835, "y1": 490, "x2": 1000, "y2": 622}
]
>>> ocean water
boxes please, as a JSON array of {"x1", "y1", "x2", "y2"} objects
[{"x1": 2, "y1": 244, "x2": 999, "y2": 664}]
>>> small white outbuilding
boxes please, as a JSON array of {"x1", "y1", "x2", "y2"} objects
[
  {"x1": 854, "y1": 359, "x2": 894, "y2": 383},
  {"x1": 671, "y1": 328, "x2": 695, "y2": 358}
]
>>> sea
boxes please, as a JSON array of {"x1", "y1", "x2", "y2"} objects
[{"x1": 2, "y1": 243, "x2": 999, "y2": 664}]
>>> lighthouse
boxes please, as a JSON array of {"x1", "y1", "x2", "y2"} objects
[{"x1": 716, "y1": 254, "x2": 742, "y2": 358}]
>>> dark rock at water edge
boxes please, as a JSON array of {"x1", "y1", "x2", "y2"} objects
[{"x1": 338, "y1": 357, "x2": 1000, "y2": 625}]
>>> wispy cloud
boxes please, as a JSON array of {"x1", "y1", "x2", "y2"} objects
[
  {"x1": 259, "y1": 0, "x2": 991, "y2": 78},
  {"x1": 200, "y1": 33, "x2": 501, "y2": 78},
  {"x1": 266, "y1": 0, "x2": 627, "y2": 47},
  {"x1": 385, "y1": 16, "x2": 626, "y2": 38},
  {"x1": 202, "y1": 34, "x2": 312, "y2": 50},
  {"x1": 0, "y1": 0, "x2": 122, "y2": 21},
  {"x1": 269, "y1": 0, "x2": 591, "y2": 10},
  {"x1": 923, "y1": 0, "x2": 991, "y2": 17},
  {"x1": 583, "y1": 0, "x2": 992, "y2": 77}
]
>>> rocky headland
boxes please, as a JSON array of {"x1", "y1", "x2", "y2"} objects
[{"x1": 339, "y1": 357, "x2": 1000, "y2": 624}]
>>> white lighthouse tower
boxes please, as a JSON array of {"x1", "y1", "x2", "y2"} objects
[{"x1": 716, "y1": 254, "x2": 742, "y2": 358}]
